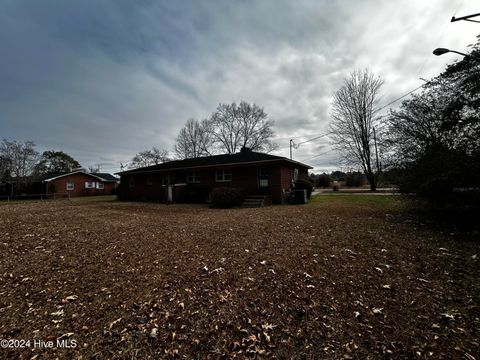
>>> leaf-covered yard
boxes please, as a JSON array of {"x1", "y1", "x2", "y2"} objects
[{"x1": 0, "y1": 197, "x2": 478, "y2": 359}]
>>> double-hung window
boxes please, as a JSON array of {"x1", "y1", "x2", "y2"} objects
[
  {"x1": 187, "y1": 171, "x2": 200, "y2": 183},
  {"x1": 66, "y1": 181, "x2": 74, "y2": 191},
  {"x1": 85, "y1": 181, "x2": 95, "y2": 189},
  {"x1": 215, "y1": 169, "x2": 232, "y2": 182}
]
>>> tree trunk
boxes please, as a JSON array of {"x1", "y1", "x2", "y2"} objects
[{"x1": 368, "y1": 172, "x2": 377, "y2": 191}]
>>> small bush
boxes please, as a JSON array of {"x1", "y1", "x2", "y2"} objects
[
  {"x1": 210, "y1": 187, "x2": 243, "y2": 208},
  {"x1": 294, "y1": 178, "x2": 314, "y2": 198},
  {"x1": 333, "y1": 184, "x2": 339, "y2": 191}
]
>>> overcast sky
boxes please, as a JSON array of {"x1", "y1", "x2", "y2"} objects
[{"x1": 1, "y1": 0, "x2": 478, "y2": 173}]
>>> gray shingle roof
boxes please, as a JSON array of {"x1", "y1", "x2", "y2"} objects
[{"x1": 118, "y1": 150, "x2": 311, "y2": 175}]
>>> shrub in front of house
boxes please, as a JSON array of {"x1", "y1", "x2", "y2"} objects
[
  {"x1": 210, "y1": 187, "x2": 244, "y2": 208},
  {"x1": 294, "y1": 178, "x2": 314, "y2": 198}
]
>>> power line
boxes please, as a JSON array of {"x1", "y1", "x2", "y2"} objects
[
  {"x1": 296, "y1": 131, "x2": 333, "y2": 146},
  {"x1": 373, "y1": 83, "x2": 424, "y2": 115},
  {"x1": 275, "y1": 132, "x2": 331, "y2": 141},
  {"x1": 298, "y1": 148, "x2": 334, "y2": 162}
]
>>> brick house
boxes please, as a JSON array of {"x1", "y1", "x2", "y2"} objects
[
  {"x1": 4, "y1": 171, "x2": 118, "y2": 198},
  {"x1": 117, "y1": 147, "x2": 312, "y2": 204}
]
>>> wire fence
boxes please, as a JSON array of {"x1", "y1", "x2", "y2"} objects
[{"x1": 0, "y1": 193, "x2": 70, "y2": 202}]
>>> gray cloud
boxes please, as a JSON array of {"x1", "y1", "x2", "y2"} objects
[{"x1": 0, "y1": 0, "x2": 478, "y2": 172}]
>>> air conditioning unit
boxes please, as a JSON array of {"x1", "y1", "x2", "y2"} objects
[{"x1": 292, "y1": 189, "x2": 307, "y2": 204}]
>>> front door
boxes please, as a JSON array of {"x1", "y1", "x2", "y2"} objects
[{"x1": 258, "y1": 167, "x2": 270, "y2": 194}]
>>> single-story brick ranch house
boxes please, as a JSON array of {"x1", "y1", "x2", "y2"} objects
[
  {"x1": 2, "y1": 171, "x2": 118, "y2": 198},
  {"x1": 117, "y1": 147, "x2": 312, "y2": 204}
]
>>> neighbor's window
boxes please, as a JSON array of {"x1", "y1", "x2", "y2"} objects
[
  {"x1": 215, "y1": 169, "x2": 232, "y2": 182},
  {"x1": 147, "y1": 175, "x2": 153, "y2": 185},
  {"x1": 96, "y1": 182, "x2": 104, "y2": 189},
  {"x1": 85, "y1": 181, "x2": 95, "y2": 189},
  {"x1": 293, "y1": 168, "x2": 299, "y2": 182},
  {"x1": 66, "y1": 181, "x2": 74, "y2": 191},
  {"x1": 187, "y1": 171, "x2": 200, "y2": 183},
  {"x1": 129, "y1": 176, "x2": 134, "y2": 188}
]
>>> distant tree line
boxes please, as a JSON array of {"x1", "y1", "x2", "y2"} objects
[{"x1": 309, "y1": 171, "x2": 367, "y2": 188}]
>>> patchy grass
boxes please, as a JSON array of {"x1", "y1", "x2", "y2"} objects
[
  {"x1": 309, "y1": 193, "x2": 406, "y2": 207},
  {"x1": 69, "y1": 195, "x2": 117, "y2": 203},
  {"x1": 0, "y1": 198, "x2": 478, "y2": 359}
]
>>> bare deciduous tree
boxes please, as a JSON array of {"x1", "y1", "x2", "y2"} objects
[
  {"x1": 209, "y1": 101, "x2": 277, "y2": 154},
  {"x1": 87, "y1": 164, "x2": 101, "y2": 173},
  {"x1": 329, "y1": 69, "x2": 383, "y2": 191},
  {"x1": 0, "y1": 155, "x2": 10, "y2": 181},
  {"x1": 130, "y1": 147, "x2": 169, "y2": 169},
  {"x1": 0, "y1": 139, "x2": 39, "y2": 178},
  {"x1": 175, "y1": 119, "x2": 213, "y2": 159}
]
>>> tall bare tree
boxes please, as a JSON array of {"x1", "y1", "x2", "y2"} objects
[
  {"x1": 209, "y1": 101, "x2": 277, "y2": 154},
  {"x1": 0, "y1": 139, "x2": 39, "y2": 178},
  {"x1": 0, "y1": 139, "x2": 39, "y2": 191},
  {"x1": 329, "y1": 69, "x2": 383, "y2": 191},
  {"x1": 129, "y1": 147, "x2": 169, "y2": 169},
  {"x1": 175, "y1": 119, "x2": 213, "y2": 159},
  {"x1": 0, "y1": 155, "x2": 10, "y2": 181}
]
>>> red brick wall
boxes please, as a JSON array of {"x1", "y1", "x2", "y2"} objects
[
  {"x1": 46, "y1": 174, "x2": 116, "y2": 197},
  {"x1": 119, "y1": 163, "x2": 309, "y2": 204},
  {"x1": 120, "y1": 166, "x2": 260, "y2": 202}
]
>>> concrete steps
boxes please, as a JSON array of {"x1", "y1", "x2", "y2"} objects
[{"x1": 240, "y1": 195, "x2": 271, "y2": 208}]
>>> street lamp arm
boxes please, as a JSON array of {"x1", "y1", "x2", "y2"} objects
[
  {"x1": 451, "y1": 12, "x2": 480, "y2": 22},
  {"x1": 448, "y1": 50, "x2": 470, "y2": 57},
  {"x1": 433, "y1": 48, "x2": 480, "y2": 60}
]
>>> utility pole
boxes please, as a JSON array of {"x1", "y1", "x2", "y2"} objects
[
  {"x1": 373, "y1": 127, "x2": 380, "y2": 174},
  {"x1": 289, "y1": 139, "x2": 293, "y2": 160}
]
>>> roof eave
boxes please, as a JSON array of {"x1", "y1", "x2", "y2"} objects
[
  {"x1": 42, "y1": 171, "x2": 113, "y2": 183},
  {"x1": 116, "y1": 158, "x2": 311, "y2": 175}
]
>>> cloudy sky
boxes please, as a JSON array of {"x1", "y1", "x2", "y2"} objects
[{"x1": 1, "y1": 0, "x2": 478, "y2": 173}]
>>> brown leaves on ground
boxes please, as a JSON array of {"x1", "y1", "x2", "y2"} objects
[{"x1": 0, "y1": 199, "x2": 478, "y2": 359}]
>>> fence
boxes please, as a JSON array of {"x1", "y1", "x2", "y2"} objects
[{"x1": 0, "y1": 193, "x2": 70, "y2": 202}]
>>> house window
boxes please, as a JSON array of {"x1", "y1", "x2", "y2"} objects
[
  {"x1": 129, "y1": 176, "x2": 134, "y2": 188},
  {"x1": 293, "y1": 168, "x2": 299, "y2": 182},
  {"x1": 215, "y1": 169, "x2": 232, "y2": 182},
  {"x1": 187, "y1": 171, "x2": 200, "y2": 183},
  {"x1": 96, "y1": 182, "x2": 104, "y2": 189},
  {"x1": 147, "y1": 175, "x2": 153, "y2": 185},
  {"x1": 66, "y1": 181, "x2": 74, "y2": 191},
  {"x1": 161, "y1": 175, "x2": 174, "y2": 185},
  {"x1": 259, "y1": 167, "x2": 269, "y2": 188},
  {"x1": 85, "y1": 181, "x2": 95, "y2": 189}
]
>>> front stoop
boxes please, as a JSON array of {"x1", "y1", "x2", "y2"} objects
[{"x1": 240, "y1": 195, "x2": 272, "y2": 208}]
